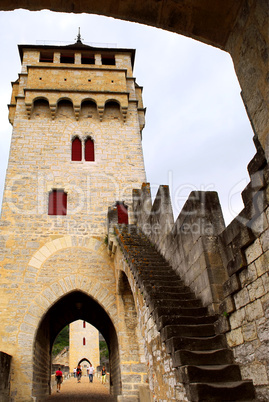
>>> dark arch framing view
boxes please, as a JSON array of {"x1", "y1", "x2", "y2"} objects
[{"x1": 33, "y1": 291, "x2": 120, "y2": 398}]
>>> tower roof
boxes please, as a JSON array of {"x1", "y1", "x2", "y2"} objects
[{"x1": 18, "y1": 39, "x2": 136, "y2": 68}]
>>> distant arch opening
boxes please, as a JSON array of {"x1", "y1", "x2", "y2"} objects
[
  {"x1": 33, "y1": 290, "x2": 121, "y2": 399},
  {"x1": 78, "y1": 357, "x2": 91, "y2": 366},
  {"x1": 78, "y1": 357, "x2": 90, "y2": 376}
]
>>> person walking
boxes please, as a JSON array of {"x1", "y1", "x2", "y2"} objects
[
  {"x1": 76, "y1": 365, "x2": 82, "y2": 383},
  {"x1": 88, "y1": 363, "x2": 94, "y2": 383},
  {"x1": 55, "y1": 367, "x2": 63, "y2": 393},
  {"x1": 101, "y1": 366, "x2": 107, "y2": 384}
]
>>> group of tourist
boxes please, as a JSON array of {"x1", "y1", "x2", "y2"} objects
[{"x1": 55, "y1": 364, "x2": 107, "y2": 393}]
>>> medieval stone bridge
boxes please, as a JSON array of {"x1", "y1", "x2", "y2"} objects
[{"x1": 0, "y1": 1, "x2": 268, "y2": 401}]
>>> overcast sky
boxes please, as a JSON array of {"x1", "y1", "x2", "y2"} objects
[{"x1": 0, "y1": 9, "x2": 255, "y2": 225}]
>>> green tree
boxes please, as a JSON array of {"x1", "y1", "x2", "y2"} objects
[
  {"x1": 99, "y1": 340, "x2": 109, "y2": 365},
  {"x1": 52, "y1": 325, "x2": 69, "y2": 357}
]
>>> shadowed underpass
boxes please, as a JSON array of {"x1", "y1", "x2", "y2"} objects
[{"x1": 44, "y1": 376, "x2": 117, "y2": 401}]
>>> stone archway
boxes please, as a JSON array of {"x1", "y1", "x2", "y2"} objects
[
  {"x1": 33, "y1": 290, "x2": 121, "y2": 399},
  {"x1": 0, "y1": 1, "x2": 245, "y2": 48}
]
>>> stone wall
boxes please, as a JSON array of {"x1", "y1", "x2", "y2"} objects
[
  {"x1": 114, "y1": 248, "x2": 188, "y2": 402},
  {"x1": 33, "y1": 312, "x2": 51, "y2": 399},
  {"x1": 0, "y1": 351, "x2": 11, "y2": 402},
  {"x1": 217, "y1": 135, "x2": 269, "y2": 401},
  {"x1": 131, "y1": 130, "x2": 269, "y2": 400},
  {"x1": 133, "y1": 183, "x2": 228, "y2": 313},
  {"x1": 225, "y1": 0, "x2": 269, "y2": 161}
]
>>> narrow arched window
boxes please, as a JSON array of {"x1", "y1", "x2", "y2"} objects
[
  {"x1": 85, "y1": 138, "x2": 94, "y2": 161},
  {"x1": 72, "y1": 137, "x2": 82, "y2": 161},
  {"x1": 48, "y1": 190, "x2": 67, "y2": 215},
  {"x1": 83, "y1": 337, "x2": 86, "y2": 346},
  {"x1": 83, "y1": 321, "x2": 86, "y2": 328}
]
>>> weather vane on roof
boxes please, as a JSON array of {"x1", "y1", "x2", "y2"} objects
[{"x1": 75, "y1": 27, "x2": 83, "y2": 44}]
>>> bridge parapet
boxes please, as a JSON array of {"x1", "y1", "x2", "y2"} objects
[{"x1": 132, "y1": 183, "x2": 227, "y2": 313}]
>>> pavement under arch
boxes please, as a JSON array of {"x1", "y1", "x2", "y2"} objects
[{"x1": 44, "y1": 375, "x2": 117, "y2": 401}]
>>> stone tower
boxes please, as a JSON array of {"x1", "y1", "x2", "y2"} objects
[
  {"x1": 5, "y1": 35, "x2": 146, "y2": 232},
  {"x1": 0, "y1": 35, "x2": 147, "y2": 400},
  {"x1": 69, "y1": 320, "x2": 100, "y2": 375}
]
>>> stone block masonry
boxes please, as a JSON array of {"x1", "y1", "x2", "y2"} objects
[
  {"x1": 130, "y1": 132, "x2": 269, "y2": 401},
  {"x1": 217, "y1": 134, "x2": 269, "y2": 402},
  {"x1": 111, "y1": 224, "x2": 255, "y2": 401},
  {"x1": 0, "y1": 40, "x2": 147, "y2": 401},
  {"x1": 133, "y1": 183, "x2": 228, "y2": 313},
  {"x1": 0, "y1": 2, "x2": 268, "y2": 399}
]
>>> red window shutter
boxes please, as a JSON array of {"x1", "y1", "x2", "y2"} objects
[
  {"x1": 117, "y1": 203, "x2": 128, "y2": 224},
  {"x1": 56, "y1": 191, "x2": 67, "y2": 215},
  {"x1": 48, "y1": 191, "x2": 55, "y2": 215},
  {"x1": 48, "y1": 190, "x2": 67, "y2": 215},
  {"x1": 72, "y1": 137, "x2": 82, "y2": 161},
  {"x1": 85, "y1": 138, "x2": 94, "y2": 161}
]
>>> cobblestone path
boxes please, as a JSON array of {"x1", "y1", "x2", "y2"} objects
[{"x1": 44, "y1": 376, "x2": 117, "y2": 401}]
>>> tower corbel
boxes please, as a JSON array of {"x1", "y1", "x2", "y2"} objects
[
  {"x1": 74, "y1": 105, "x2": 80, "y2": 120},
  {"x1": 98, "y1": 105, "x2": 104, "y2": 121},
  {"x1": 25, "y1": 102, "x2": 32, "y2": 119},
  {"x1": 50, "y1": 104, "x2": 57, "y2": 120},
  {"x1": 121, "y1": 106, "x2": 128, "y2": 122}
]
